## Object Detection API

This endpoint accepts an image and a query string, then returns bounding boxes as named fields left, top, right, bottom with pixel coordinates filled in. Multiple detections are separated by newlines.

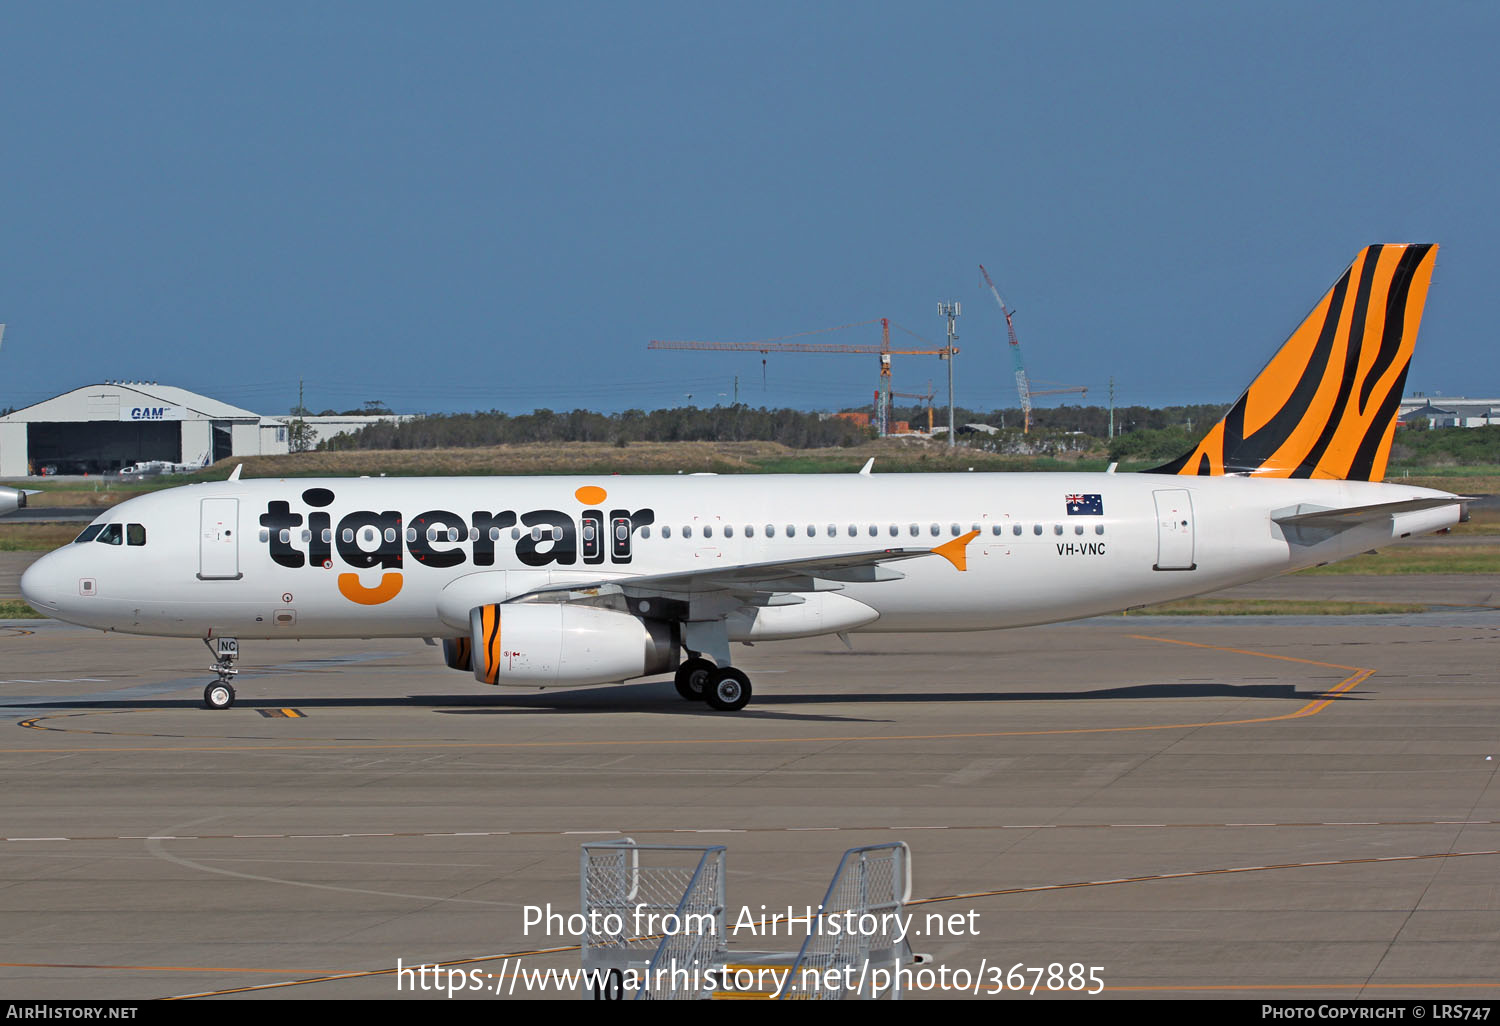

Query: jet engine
left=469, top=602, right=676, bottom=687
left=442, top=637, right=473, bottom=672
left=0, top=486, right=27, bottom=517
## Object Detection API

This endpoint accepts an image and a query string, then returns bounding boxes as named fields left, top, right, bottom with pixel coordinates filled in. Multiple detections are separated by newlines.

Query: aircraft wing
left=512, top=531, right=980, bottom=601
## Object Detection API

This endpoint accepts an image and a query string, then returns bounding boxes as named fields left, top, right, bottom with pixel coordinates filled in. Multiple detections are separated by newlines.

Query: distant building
left=1398, top=396, right=1500, bottom=429
left=0, top=382, right=409, bottom=476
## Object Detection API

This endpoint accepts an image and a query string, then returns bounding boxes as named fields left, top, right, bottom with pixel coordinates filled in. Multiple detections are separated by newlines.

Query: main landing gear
left=673, top=656, right=752, bottom=712
left=202, top=637, right=239, bottom=710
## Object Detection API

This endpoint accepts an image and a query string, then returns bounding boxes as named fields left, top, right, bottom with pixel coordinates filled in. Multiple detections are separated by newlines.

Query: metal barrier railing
left=579, top=839, right=727, bottom=1000
left=779, top=842, right=912, bottom=1000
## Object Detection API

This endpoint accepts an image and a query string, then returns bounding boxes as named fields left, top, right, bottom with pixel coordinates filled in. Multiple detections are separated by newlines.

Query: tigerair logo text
left=259, top=485, right=654, bottom=605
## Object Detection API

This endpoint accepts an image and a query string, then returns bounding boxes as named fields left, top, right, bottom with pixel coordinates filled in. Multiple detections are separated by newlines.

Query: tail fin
left=1147, top=244, right=1438, bottom=482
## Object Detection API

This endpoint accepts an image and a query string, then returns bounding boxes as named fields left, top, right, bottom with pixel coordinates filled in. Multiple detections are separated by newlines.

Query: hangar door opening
left=1152, top=489, right=1196, bottom=571
left=27, top=421, right=182, bottom=475
left=212, top=422, right=233, bottom=464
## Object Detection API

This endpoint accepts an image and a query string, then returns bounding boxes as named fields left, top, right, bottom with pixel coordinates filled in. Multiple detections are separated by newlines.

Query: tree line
left=320, top=406, right=875, bottom=451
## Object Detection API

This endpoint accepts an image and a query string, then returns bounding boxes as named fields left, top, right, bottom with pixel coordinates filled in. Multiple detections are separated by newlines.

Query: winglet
left=227, top=464, right=243, bottom=482
left=858, top=458, right=875, bottom=476
left=932, top=529, right=981, bottom=571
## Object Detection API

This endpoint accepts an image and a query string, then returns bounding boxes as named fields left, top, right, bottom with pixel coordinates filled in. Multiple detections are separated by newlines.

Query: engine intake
left=470, top=602, right=676, bottom=687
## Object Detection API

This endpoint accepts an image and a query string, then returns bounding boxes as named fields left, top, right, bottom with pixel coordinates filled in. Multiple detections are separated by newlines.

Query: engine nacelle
left=470, top=602, right=676, bottom=687
left=442, top=637, right=472, bottom=672
left=0, top=486, right=26, bottom=517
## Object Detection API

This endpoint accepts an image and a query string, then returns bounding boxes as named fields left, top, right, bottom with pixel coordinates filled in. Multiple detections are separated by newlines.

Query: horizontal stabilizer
left=1272, top=496, right=1467, bottom=529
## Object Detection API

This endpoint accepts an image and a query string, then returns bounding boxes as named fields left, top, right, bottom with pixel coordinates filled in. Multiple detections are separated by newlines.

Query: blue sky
left=1, top=3, right=1494, bottom=418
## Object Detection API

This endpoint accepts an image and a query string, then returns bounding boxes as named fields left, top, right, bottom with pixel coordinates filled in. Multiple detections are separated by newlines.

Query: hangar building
left=0, top=382, right=406, bottom=476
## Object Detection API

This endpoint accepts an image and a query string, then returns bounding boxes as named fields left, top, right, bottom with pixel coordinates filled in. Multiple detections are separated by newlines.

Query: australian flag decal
left=1065, top=493, right=1103, bottom=516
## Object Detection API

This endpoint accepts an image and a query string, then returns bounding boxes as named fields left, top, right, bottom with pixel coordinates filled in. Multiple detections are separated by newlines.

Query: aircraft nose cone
left=19, top=553, right=63, bottom=613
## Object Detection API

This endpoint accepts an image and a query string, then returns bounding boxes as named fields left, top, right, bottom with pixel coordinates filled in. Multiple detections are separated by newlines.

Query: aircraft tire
left=674, top=657, right=715, bottom=701
left=704, top=668, right=751, bottom=712
left=204, top=682, right=236, bottom=710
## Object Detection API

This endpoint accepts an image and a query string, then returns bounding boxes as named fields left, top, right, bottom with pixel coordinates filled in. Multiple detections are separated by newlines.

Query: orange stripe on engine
left=482, top=606, right=503, bottom=684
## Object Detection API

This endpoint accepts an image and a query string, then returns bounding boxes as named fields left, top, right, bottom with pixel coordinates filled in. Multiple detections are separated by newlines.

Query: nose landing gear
left=202, top=637, right=239, bottom=710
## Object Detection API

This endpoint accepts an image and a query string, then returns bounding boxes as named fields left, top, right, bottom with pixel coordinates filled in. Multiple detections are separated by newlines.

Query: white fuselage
left=20, top=472, right=1460, bottom=653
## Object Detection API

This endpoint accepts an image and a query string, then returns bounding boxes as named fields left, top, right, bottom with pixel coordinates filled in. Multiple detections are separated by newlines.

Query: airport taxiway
left=1, top=596, right=1498, bottom=1000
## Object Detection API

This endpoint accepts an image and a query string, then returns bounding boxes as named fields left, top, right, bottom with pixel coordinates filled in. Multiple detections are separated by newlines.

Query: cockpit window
left=127, top=523, right=146, bottom=546
left=96, top=524, right=123, bottom=545
left=74, top=524, right=105, bottom=544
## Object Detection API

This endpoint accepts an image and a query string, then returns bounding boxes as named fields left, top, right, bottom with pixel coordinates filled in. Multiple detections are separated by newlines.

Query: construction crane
left=979, top=264, right=1088, bottom=434
left=649, top=319, right=957, bottom=437
left=875, top=381, right=937, bottom=434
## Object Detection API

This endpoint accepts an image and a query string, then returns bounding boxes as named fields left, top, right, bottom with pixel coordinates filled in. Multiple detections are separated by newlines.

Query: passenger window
left=448, top=528, right=460, bottom=543
left=301, top=529, right=311, bottom=543
left=1074, top=524, right=1084, bottom=535
left=683, top=525, right=693, bottom=539
left=847, top=524, right=857, bottom=537
left=281, top=529, right=292, bottom=545
left=929, top=524, right=940, bottom=536
left=1033, top=524, right=1043, bottom=535
left=641, top=526, right=652, bottom=539
left=951, top=523, right=961, bottom=536
left=489, top=527, right=501, bottom=541
left=992, top=524, right=1002, bottom=536
left=890, top=524, right=899, bottom=537
left=806, top=525, right=815, bottom=537
left=344, top=529, right=356, bottom=544
left=868, top=524, right=878, bottom=537
left=257, top=527, right=269, bottom=543
left=583, top=525, right=596, bottom=542
left=1012, top=524, right=1022, bottom=536
left=724, top=525, right=734, bottom=538
left=786, top=525, right=795, bottom=538
left=469, top=527, right=479, bottom=542
left=426, top=528, right=438, bottom=543
left=616, top=524, right=628, bottom=541
left=511, top=527, right=520, bottom=540
left=764, top=524, right=775, bottom=538
left=405, top=528, right=416, bottom=543
left=75, top=525, right=105, bottom=544
left=385, top=528, right=398, bottom=543
left=745, top=525, right=755, bottom=538
left=1053, top=524, right=1063, bottom=535
left=1095, top=524, right=1105, bottom=535
left=96, top=524, right=122, bottom=545
left=827, top=524, right=836, bottom=537
left=127, top=523, right=146, bottom=546
left=909, top=524, right=919, bottom=536
left=703, top=525, right=713, bottom=539
left=531, top=526, right=543, bottom=541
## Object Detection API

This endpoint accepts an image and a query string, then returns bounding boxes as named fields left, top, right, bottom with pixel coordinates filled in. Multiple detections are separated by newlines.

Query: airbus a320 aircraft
left=20, top=244, right=1463, bottom=712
